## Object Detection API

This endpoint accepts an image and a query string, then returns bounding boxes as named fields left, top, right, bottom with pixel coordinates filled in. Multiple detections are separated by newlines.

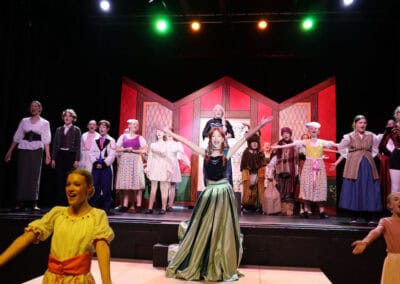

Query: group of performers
left=239, top=107, right=400, bottom=225
left=3, top=100, right=400, bottom=283
left=240, top=122, right=336, bottom=218
left=77, top=117, right=190, bottom=215
left=4, top=101, right=400, bottom=223
left=4, top=102, right=192, bottom=216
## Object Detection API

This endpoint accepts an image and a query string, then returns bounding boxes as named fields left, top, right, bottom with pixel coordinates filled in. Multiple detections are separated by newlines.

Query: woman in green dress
left=164, top=116, right=272, bottom=281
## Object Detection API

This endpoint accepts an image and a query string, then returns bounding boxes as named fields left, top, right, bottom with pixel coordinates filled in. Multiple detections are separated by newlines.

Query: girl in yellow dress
left=0, top=169, right=114, bottom=284
left=272, top=122, right=337, bottom=218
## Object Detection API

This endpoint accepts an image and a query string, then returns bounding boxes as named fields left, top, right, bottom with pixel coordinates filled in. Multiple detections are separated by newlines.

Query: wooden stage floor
left=24, top=258, right=332, bottom=284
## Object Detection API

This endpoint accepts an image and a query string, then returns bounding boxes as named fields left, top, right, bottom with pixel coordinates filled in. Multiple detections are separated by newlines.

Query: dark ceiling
left=3, top=0, right=399, bottom=117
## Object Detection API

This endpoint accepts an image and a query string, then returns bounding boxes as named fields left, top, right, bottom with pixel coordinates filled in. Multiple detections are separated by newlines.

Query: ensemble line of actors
left=4, top=101, right=400, bottom=222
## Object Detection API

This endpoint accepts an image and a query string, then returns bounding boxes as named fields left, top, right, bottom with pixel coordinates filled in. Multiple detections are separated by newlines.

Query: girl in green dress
left=164, top=116, right=272, bottom=281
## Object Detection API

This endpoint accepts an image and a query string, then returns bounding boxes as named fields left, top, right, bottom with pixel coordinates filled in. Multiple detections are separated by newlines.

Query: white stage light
left=100, top=0, right=111, bottom=12
left=343, top=0, right=354, bottom=6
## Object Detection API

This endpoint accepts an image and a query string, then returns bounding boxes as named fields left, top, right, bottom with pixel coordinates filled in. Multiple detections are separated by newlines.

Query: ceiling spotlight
left=301, top=17, right=315, bottom=31
left=190, top=21, right=201, bottom=32
left=257, top=20, right=268, bottom=30
left=343, top=0, right=354, bottom=6
left=99, top=0, right=111, bottom=12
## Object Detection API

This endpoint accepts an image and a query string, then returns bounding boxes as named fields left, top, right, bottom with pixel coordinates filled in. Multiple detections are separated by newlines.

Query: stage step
left=152, top=243, right=169, bottom=268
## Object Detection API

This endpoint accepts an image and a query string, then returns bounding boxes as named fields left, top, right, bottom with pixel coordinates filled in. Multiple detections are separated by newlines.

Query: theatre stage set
left=0, top=77, right=386, bottom=284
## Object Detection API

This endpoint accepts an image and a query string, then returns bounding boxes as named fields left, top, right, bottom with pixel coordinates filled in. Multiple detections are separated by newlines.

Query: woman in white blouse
left=4, top=100, right=51, bottom=212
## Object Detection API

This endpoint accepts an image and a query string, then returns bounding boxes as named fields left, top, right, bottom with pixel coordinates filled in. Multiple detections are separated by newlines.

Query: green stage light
left=153, top=16, right=170, bottom=35
left=301, top=17, right=315, bottom=31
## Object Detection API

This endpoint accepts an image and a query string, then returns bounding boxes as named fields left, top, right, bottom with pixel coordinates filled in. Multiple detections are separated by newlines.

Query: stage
left=24, top=258, right=332, bottom=284
left=0, top=207, right=386, bottom=284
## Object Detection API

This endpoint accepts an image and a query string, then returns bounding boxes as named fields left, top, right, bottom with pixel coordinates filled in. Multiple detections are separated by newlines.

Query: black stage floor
left=0, top=205, right=381, bottom=228
left=0, top=207, right=387, bottom=284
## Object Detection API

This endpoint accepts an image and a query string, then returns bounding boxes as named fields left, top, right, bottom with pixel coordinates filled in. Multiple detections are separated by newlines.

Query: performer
left=334, top=114, right=382, bottom=224
left=165, top=116, right=272, bottom=281
left=51, top=108, right=81, bottom=206
left=202, top=104, right=235, bottom=186
left=272, top=122, right=337, bottom=218
left=89, top=120, right=116, bottom=215
left=262, top=142, right=281, bottom=215
left=268, top=127, right=298, bottom=216
left=79, top=120, right=100, bottom=172
left=165, top=130, right=185, bottom=212
left=114, top=119, right=147, bottom=213
left=240, top=132, right=266, bottom=213
left=378, top=118, right=396, bottom=211
left=352, top=192, right=400, bottom=284
left=4, top=100, right=51, bottom=212
left=0, top=169, right=114, bottom=284
left=296, top=133, right=310, bottom=216
left=388, top=106, right=400, bottom=193
left=144, top=129, right=173, bottom=214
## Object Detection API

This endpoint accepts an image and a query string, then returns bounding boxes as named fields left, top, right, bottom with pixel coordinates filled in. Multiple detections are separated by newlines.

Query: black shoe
left=159, top=209, right=166, bottom=215
left=144, top=209, right=153, bottom=214
left=320, top=212, right=329, bottom=219
left=114, top=205, right=128, bottom=212
left=349, top=217, right=358, bottom=224
left=166, top=206, right=173, bottom=212
left=301, top=211, right=309, bottom=218
left=135, top=206, right=142, bottom=213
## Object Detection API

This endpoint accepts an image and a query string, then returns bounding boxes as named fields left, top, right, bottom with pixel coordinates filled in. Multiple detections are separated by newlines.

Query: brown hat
left=280, top=127, right=292, bottom=135
left=247, top=134, right=261, bottom=149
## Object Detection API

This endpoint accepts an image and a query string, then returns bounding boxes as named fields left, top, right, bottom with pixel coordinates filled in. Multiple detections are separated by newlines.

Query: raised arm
left=329, top=155, right=345, bottom=171
left=163, top=128, right=206, bottom=157
left=271, top=141, right=297, bottom=150
left=227, top=116, right=273, bottom=159
left=323, top=148, right=338, bottom=153
left=0, top=231, right=37, bottom=267
left=351, top=225, right=383, bottom=255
